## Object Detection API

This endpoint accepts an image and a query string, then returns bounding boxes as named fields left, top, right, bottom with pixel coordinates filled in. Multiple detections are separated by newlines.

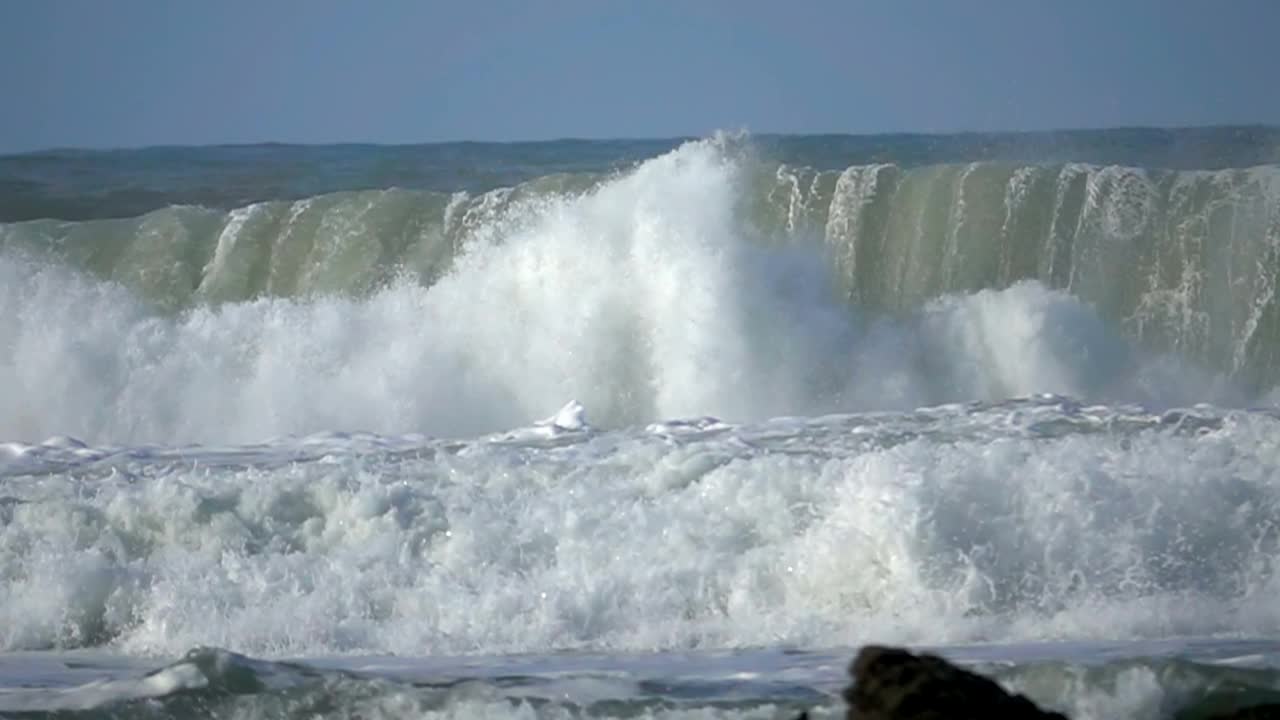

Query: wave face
left=3, top=136, right=1279, bottom=407
left=775, top=160, right=1280, bottom=390
left=4, top=137, right=1274, bottom=444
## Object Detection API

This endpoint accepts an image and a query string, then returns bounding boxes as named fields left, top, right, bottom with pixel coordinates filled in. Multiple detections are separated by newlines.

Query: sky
left=2, top=0, right=1279, bottom=153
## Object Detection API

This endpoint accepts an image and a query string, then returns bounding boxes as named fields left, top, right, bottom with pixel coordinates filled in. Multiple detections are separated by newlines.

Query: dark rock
left=1199, top=705, right=1280, bottom=720
left=843, top=645, right=1068, bottom=720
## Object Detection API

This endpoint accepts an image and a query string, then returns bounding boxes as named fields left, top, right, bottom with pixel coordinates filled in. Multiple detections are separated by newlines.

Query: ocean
left=2, top=127, right=1280, bottom=719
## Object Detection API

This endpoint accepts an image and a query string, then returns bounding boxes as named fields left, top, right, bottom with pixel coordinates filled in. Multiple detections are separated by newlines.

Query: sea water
left=3, top=129, right=1280, bottom=718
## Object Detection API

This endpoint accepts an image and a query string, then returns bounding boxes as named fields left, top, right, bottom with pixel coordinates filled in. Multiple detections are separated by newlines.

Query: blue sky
left=2, top=0, right=1278, bottom=152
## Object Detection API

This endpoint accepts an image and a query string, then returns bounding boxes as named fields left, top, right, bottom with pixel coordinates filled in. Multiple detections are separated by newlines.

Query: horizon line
left=5, top=122, right=1278, bottom=158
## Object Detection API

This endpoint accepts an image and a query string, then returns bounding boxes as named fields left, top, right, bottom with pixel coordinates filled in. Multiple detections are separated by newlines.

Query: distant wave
left=3, top=126, right=1277, bottom=222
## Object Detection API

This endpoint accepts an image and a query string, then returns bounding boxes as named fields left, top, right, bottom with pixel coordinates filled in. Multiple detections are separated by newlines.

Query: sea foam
left=0, top=139, right=1258, bottom=446
left=2, top=400, right=1278, bottom=657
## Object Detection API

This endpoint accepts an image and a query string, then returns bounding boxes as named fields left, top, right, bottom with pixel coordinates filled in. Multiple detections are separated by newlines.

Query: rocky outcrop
left=836, top=645, right=1280, bottom=720
left=842, top=645, right=1067, bottom=720
left=1188, top=706, right=1280, bottom=720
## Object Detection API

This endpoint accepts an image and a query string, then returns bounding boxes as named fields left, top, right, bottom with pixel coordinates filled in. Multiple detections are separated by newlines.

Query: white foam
left=0, top=662, right=207, bottom=712
left=0, top=139, right=1262, bottom=446
left=2, top=401, right=1279, bottom=657
left=540, top=400, right=589, bottom=432
left=2, top=138, right=1278, bottom=660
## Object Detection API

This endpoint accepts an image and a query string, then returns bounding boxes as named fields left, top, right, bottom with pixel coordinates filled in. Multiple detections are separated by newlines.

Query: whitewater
left=3, top=132, right=1280, bottom=719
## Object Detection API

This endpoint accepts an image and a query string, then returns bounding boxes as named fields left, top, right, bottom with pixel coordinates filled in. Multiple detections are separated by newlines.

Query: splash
left=0, top=139, right=1264, bottom=444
